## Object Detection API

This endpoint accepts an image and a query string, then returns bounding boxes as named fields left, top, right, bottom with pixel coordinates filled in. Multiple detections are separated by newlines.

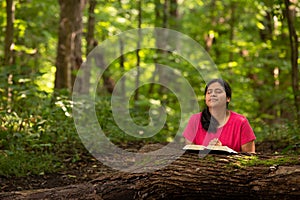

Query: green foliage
left=0, top=65, right=299, bottom=177
left=95, top=95, right=181, bottom=144
left=254, top=120, right=300, bottom=154
left=0, top=66, right=81, bottom=177
left=0, top=0, right=300, bottom=177
left=0, top=151, right=62, bottom=177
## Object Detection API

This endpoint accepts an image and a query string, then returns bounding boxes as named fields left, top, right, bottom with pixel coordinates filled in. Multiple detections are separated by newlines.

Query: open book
left=183, top=144, right=238, bottom=154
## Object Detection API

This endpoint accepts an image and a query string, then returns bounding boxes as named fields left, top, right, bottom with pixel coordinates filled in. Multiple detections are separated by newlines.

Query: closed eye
left=206, top=88, right=224, bottom=94
left=215, top=89, right=223, bottom=93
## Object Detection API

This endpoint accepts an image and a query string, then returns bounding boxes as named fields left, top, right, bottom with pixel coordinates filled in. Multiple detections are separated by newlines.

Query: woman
left=183, top=79, right=256, bottom=153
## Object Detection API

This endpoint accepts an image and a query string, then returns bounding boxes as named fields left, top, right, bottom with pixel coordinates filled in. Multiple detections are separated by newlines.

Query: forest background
left=0, top=0, right=299, bottom=177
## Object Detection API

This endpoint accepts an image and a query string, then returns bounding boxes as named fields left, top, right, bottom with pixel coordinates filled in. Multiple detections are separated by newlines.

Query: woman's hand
left=209, top=138, right=222, bottom=146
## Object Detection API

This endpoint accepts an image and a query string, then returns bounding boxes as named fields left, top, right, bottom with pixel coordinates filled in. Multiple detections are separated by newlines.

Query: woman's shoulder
left=229, top=111, right=248, bottom=122
left=190, top=112, right=202, bottom=118
left=188, top=112, right=202, bottom=121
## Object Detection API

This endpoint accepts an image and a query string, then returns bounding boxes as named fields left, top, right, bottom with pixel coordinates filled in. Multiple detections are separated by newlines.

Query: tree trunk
left=228, top=1, right=236, bottom=62
left=169, top=0, right=178, bottom=30
left=4, top=0, right=14, bottom=66
left=93, top=52, right=115, bottom=95
left=1, top=153, right=299, bottom=199
left=119, top=37, right=126, bottom=98
left=86, top=1, right=115, bottom=95
left=148, top=0, right=163, bottom=95
left=157, top=0, right=169, bottom=97
left=4, top=0, right=15, bottom=113
left=55, top=0, right=86, bottom=91
left=134, top=0, right=142, bottom=101
left=76, top=0, right=98, bottom=95
left=284, top=0, right=300, bottom=123
left=205, top=0, right=217, bottom=53
left=117, top=0, right=126, bottom=98
left=86, top=0, right=97, bottom=55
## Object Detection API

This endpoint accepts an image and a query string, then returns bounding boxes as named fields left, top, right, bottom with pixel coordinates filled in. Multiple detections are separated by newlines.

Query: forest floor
left=0, top=140, right=299, bottom=194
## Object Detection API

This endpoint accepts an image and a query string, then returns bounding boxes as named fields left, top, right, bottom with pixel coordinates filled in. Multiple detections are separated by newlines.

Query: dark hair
left=201, top=79, right=232, bottom=132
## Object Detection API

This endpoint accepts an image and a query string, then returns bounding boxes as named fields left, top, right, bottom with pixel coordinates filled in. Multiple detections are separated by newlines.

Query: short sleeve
left=182, top=114, right=200, bottom=143
left=240, top=119, right=256, bottom=145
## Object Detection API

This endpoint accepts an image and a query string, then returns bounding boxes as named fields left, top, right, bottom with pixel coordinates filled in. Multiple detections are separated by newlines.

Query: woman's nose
left=210, top=92, right=217, bottom=96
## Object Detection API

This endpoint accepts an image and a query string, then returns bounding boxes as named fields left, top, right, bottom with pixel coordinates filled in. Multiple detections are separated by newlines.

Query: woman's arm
left=241, top=140, right=255, bottom=153
left=185, top=139, right=193, bottom=145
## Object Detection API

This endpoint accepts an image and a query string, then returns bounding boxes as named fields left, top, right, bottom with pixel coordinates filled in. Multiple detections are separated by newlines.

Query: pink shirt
left=183, top=111, right=256, bottom=152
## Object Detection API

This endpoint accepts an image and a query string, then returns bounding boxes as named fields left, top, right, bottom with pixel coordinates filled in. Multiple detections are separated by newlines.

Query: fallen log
left=1, top=152, right=299, bottom=200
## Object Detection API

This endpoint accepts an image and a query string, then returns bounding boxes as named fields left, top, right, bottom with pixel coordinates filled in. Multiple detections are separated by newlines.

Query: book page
left=183, top=144, right=237, bottom=154
left=183, top=144, right=206, bottom=151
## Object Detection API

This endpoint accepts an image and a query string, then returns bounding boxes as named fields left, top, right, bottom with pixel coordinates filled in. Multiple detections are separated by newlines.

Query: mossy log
left=1, top=152, right=299, bottom=200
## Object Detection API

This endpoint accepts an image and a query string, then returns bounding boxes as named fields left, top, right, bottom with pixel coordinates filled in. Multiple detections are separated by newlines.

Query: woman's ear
left=227, top=97, right=231, bottom=103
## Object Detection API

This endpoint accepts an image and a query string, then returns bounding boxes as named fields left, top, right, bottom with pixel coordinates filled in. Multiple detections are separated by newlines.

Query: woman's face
left=205, top=82, right=230, bottom=108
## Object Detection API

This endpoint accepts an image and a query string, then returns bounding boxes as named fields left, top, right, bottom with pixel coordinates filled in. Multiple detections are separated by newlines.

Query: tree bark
left=85, top=1, right=115, bottom=95
left=205, top=0, right=217, bottom=53
left=117, top=0, right=126, bottom=98
left=284, top=0, right=300, bottom=123
left=148, top=0, right=163, bottom=96
left=1, top=153, right=299, bottom=200
left=4, top=0, right=14, bottom=66
left=134, top=0, right=142, bottom=102
left=86, top=0, right=97, bottom=56
left=169, top=0, right=178, bottom=30
left=119, top=37, right=126, bottom=98
left=76, top=0, right=98, bottom=95
left=228, top=1, right=236, bottom=62
left=55, top=0, right=86, bottom=91
left=157, top=0, right=169, bottom=97
left=4, top=0, right=15, bottom=113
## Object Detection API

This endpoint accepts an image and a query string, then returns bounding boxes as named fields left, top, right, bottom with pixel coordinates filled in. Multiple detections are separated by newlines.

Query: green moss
left=229, top=155, right=299, bottom=169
